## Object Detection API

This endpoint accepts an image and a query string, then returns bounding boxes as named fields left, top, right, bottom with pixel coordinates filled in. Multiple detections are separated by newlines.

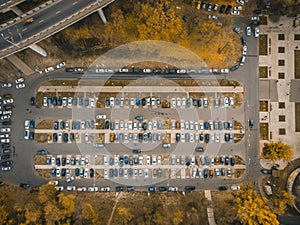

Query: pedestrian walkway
left=204, top=190, right=216, bottom=225
left=38, top=85, right=244, bottom=93
left=6, top=54, right=34, bottom=75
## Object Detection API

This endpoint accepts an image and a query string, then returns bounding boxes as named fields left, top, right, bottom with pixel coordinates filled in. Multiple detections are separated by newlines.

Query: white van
left=239, top=56, right=246, bottom=66
left=3, top=110, right=12, bottom=115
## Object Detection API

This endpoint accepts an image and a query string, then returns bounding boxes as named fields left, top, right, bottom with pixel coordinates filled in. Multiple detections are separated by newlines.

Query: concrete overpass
left=0, top=0, right=115, bottom=59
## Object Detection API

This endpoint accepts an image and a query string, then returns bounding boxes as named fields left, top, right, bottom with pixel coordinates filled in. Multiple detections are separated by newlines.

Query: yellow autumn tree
left=0, top=205, right=8, bottom=225
left=263, top=141, right=293, bottom=162
left=234, top=183, right=279, bottom=225
left=116, top=207, right=133, bottom=225
left=81, top=203, right=98, bottom=225
left=270, top=190, right=295, bottom=215
left=38, top=184, right=58, bottom=204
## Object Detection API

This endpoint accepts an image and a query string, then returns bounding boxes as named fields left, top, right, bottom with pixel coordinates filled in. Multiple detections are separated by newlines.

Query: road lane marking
left=39, top=19, right=44, bottom=23
left=72, top=1, right=78, bottom=5
left=56, top=10, right=61, bottom=14
left=22, top=28, right=27, bottom=31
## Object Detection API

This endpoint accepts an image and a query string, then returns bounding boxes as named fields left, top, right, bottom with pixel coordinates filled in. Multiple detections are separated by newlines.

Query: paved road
left=0, top=0, right=114, bottom=58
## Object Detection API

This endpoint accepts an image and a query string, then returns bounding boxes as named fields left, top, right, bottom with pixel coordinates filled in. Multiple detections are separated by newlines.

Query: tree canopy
left=263, top=141, right=293, bottom=162
left=234, top=183, right=279, bottom=225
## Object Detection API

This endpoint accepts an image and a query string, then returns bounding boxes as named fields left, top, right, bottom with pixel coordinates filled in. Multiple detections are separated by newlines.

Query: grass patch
left=234, top=133, right=244, bottom=143
left=259, top=16, right=268, bottom=25
left=36, top=169, right=52, bottom=179
left=260, top=123, right=269, bottom=140
left=259, top=66, right=268, bottom=78
left=259, top=35, right=268, bottom=55
left=260, top=101, right=268, bottom=111
left=34, top=155, right=47, bottom=165
left=47, top=80, right=79, bottom=86
left=234, top=169, right=245, bottom=178
left=35, top=133, right=49, bottom=143
left=234, top=155, right=245, bottom=165
left=36, top=120, right=54, bottom=129
left=295, top=103, right=300, bottom=132
left=295, top=50, right=300, bottom=79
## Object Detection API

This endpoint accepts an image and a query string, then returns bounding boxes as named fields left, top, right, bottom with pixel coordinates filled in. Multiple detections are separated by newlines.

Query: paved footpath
left=6, top=54, right=34, bottom=75
left=205, top=190, right=216, bottom=225
left=38, top=85, right=244, bottom=93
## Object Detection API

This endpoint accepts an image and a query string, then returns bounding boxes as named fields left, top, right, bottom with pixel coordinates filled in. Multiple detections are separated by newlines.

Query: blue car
left=204, top=122, right=209, bottom=130
left=29, top=120, right=35, bottom=129
left=136, top=98, right=140, bottom=106
left=84, top=98, right=89, bottom=107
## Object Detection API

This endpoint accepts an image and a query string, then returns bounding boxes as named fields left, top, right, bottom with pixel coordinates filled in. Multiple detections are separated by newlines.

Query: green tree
left=263, top=141, right=293, bottom=162
left=234, top=183, right=279, bottom=225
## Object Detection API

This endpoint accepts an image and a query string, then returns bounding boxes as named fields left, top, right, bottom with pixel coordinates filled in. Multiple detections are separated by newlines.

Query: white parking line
left=56, top=10, right=61, bottom=14
left=22, top=28, right=27, bottom=31
left=72, top=1, right=78, bottom=5
left=39, top=19, right=44, bottom=24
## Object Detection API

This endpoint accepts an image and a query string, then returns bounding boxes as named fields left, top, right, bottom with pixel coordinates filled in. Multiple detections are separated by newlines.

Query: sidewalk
left=204, top=190, right=216, bottom=225
left=38, top=85, right=244, bottom=93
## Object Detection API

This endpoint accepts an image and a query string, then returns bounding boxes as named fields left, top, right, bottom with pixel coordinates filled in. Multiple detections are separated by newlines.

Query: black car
left=60, top=121, right=65, bottom=130
left=200, top=1, right=206, bottom=10
left=4, top=105, right=12, bottom=111
left=175, top=133, right=181, bottom=142
left=241, top=37, right=246, bottom=46
left=61, top=168, right=66, bottom=177
left=199, top=133, right=204, bottom=141
left=105, top=98, right=110, bottom=107
left=219, top=4, right=225, bottom=13
left=52, top=96, right=57, bottom=106
left=104, top=121, right=109, bottom=129
left=143, top=122, right=147, bottom=131
left=218, top=186, right=228, bottom=191
left=230, top=65, right=239, bottom=71
left=29, top=132, right=34, bottom=140
left=132, top=149, right=141, bottom=154
left=72, top=97, right=77, bottom=106
left=53, top=121, right=58, bottom=130
left=1, top=154, right=10, bottom=160
left=37, top=149, right=47, bottom=155
left=159, top=186, right=168, bottom=192
left=225, top=156, right=229, bottom=166
left=65, top=67, right=74, bottom=72
left=20, top=183, right=30, bottom=189
left=63, top=133, right=68, bottom=143
left=1, top=143, right=10, bottom=148
left=230, top=157, right=235, bottom=166
left=204, top=169, right=208, bottom=178
left=29, top=120, right=35, bottom=129
left=61, top=157, right=66, bottom=166
left=30, top=97, right=36, bottom=106
left=205, top=134, right=210, bottom=143
left=2, top=120, right=12, bottom=126
left=253, top=9, right=262, bottom=14
left=225, top=5, right=232, bottom=14
left=75, top=168, right=80, bottom=176
left=2, top=160, right=13, bottom=167
left=56, top=158, right=61, bottom=166
left=148, top=186, right=156, bottom=192
left=197, top=99, right=202, bottom=107
left=141, top=98, right=146, bottom=106
left=70, top=133, right=75, bottom=142
left=51, top=168, right=56, bottom=176
left=195, top=147, right=204, bottom=152
left=53, top=133, right=57, bottom=142
left=57, top=97, right=62, bottom=106
left=90, top=168, right=94, bottom=178
left=116, top=186, right=124, bottom=192
left=185, top=186, right=196, bottom=191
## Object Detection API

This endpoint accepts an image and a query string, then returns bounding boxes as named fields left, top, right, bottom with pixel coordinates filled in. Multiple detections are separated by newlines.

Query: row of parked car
left=43, top=96, right=96, bottom=108
left=196, top=1, right=245, bottom=15
left=24, top=120, right=35, bottom=140
left=1, top=78, right=25, bottom=89
left=64, top=66, right=230, bottom=75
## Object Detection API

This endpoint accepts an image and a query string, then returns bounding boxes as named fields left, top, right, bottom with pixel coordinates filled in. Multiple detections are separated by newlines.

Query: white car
left=182, top=98, right=186, bottom=106
left=130, top=98, right=135, bottom=106
left=1, top=138, right=10, bottom=143
left=1, top=115, right=10, bottom=120
left=119, top=68, right=128, bottom=73
left=58, top=133, right=62, bottom=142
left=151, top=98, right=155, bottom=106
left=254, top=27, right=260, bottom=37
left=176, top=98, right=181, bottom=107
left=88, top=187, right=98, bottom=192
left=62, top=97, right=67, bottom=106
left=128, top=121, right=133, bottom=130
left=24, top=129, right=30, bottom=139
left=242, top=45, right=247, bottom=55
left=56, top=168, right=60, bottom=177
left=169, top=187, right=178, bottom=192
left=66, top=186, right=76, bottom=191
left=246, top=26, right=251, bottom=36
left=3, top=99, right=13, bottom=105
left=56, top=61, right=66, bottom=69
left=43, top=97, right=47, bottom=107
left=67, top=97, right=72, bottom=106
left=1, top=128, right=11, bottom=133
left=229, top=97, right=234, bottom=106
left=236, top=0, right=244, bottom=5
left=45, top=66, right=55, bottom=73
left=177, top=69, right=187, bottom=74
left=234, top=6, right=242, bottom=10
left=110, top=97, right=114, bottom=106
left=96, top=114, right=106, bottom=119
left=231, top=10, right=240, bottom=15
left=157, top=155, right=161, bottom=165
left=220, top=68, right=229, bottom=74
left=16, top=83, right=25, bottom=89
left=2, top=83, right=12, bottom=88
left=231, top=186, right=241, bottom=191
left=224, top=97, right=229, bottom=107
left=203, top=97, right=209, bottom=107
left=77, top=187, right=87, bottom=192
left=171, top=98, right=176, bottom=108
left=100, top=187, right=110, bottom=192
left=252, top=16, right=259, bottom=21
left=2, top=166, right=11, bottom=171
left=66, top=176, right=74, bottom=183
left=143, top=69, right=152, bottom=73
left=90, top=98, right=95, bottom=107
left=15, top=78, right=24, bottom=84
